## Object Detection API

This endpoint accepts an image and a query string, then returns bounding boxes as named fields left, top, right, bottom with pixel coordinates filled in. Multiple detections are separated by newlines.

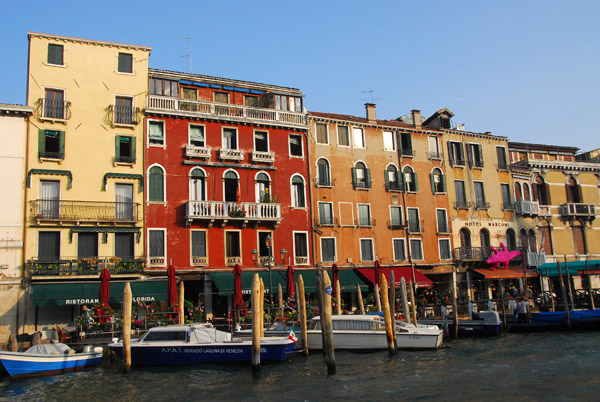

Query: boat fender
left=94, top=347, right=104, bottom=354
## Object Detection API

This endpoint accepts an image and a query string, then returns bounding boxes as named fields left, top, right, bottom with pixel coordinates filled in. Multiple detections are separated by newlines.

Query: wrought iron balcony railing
left=387, top=220, right=406, bottom=230
left=453, top=247, right=493, bottom=262
left=515, top=200, right=539, bottom=216
left=355, top=218, right=376, bottom=228
left=314, top=177, right=336, bottom=188
left=474, top=201, right=490, bottom=210
left=39, top=98, right=70, bottom=121
left=29, top=200, right=140, bottom=222
left=28, top=257, right=145, bottom=276
left=315, top=217, right=338, bottom=227
left=109, top=105, right=139, bottom=126
left=454, top=200, right=470, bottom=210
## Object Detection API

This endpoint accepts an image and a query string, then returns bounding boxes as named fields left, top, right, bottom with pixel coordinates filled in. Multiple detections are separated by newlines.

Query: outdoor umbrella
left=233, top=263, right=246, bottom=315
left=331, top=263, right=339, bottom=295
left=99, top=268, right=111, bottom=307
left=286, top=265, right=295, bottom=298
left=167, top=263, right=178, bottom=308
left=374, top=260, right=381, bottom=287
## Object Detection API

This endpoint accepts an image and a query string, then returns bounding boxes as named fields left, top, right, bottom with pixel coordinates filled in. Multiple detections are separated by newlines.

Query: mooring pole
left=251, top=274, right=261, bottom=371
left=297, top=275, right=308, bottom=356
left=380, top=274, right=396, bottom=355
left=123, top=282, right=132, bottom=372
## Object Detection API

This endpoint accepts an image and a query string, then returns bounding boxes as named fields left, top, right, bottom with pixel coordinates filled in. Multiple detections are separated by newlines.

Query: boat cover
left=190, top=325, right=232, bottom=343
left=24, top=343, right=74, bottom=355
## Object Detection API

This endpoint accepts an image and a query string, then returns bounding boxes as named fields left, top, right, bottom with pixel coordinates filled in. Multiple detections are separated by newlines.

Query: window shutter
left=398, top=171, right=405, bottom=192
left=384, top=170, right=390, bottom=191
left=478, top=145, right=484, bottom=167
left=58, top=131, right=65, bottom=156
left=130, top=136, right=136, bottom=159
left=115, top=136, right=121, bottom=157
left=351, top=168, right=357, bottom=189
left=467, top=145, right=473, bottom=168
left=447, top=142, right=454, bottom=166
left=441, top=174, right=447, bottom=193
left=38, top=129, right=46, bottom=155
left=406, top=133, right=412, bottom=153
left=413, top=172, right=419, bottom=192
left=430, top=173, right=435, bottom=194
left=365, top=168, right=371, bottom=188
left=543, top=183, right=551, bottom=205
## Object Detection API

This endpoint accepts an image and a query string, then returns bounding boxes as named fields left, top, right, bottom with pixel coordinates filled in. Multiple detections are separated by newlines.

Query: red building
left=144, top=69, right=312, bottom=316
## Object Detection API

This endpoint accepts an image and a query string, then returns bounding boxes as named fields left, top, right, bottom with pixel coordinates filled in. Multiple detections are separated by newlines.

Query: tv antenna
left=361, top=89, right=381, bottom=103
left=174, top=36, right=192, bottom=73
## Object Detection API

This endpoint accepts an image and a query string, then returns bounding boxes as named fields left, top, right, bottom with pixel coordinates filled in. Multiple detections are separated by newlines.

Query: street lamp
left=251, top=235, right=288, bottom=304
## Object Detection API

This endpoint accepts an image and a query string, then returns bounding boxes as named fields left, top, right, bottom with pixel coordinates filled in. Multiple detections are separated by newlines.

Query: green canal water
left=2, top=331, right=600, bottom=401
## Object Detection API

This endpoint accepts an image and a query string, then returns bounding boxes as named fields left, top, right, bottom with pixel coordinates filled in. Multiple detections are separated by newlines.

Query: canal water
left=2, top=331, right=600, bottom=401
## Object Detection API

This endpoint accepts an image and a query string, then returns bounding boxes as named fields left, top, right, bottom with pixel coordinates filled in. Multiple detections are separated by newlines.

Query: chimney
left=411, top=109, right=421, bottom=128
left=365, top=103, right=376, bottom=123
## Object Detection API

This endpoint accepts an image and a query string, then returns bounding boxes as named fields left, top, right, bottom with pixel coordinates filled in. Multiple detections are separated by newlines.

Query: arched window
left=514, top=183, right=522, bottom=201
left=506, top=228, right=517, bottom=251
left=519, top=228, right=529, bottom=251
left=480, top=228, right=491, bottom=249
left=190, top=168, right=206, bottom=201
left=352, top=162, right=370, bottom=189
left=255, top=172, right=271, bottom=203
left=538, top=220, right=553, bottom=255
left=317, top=158, right=331, bottom=186
left=460, top=228, right=471, bottom=248
left=403, top=166, right=418, bottom=192
left=527, top=229, right=537, bottom=252
left=223, top=170, right=239, bottom=202
left=522, top=183, right=531, bottom=201
left=430, top=168, right=446, bottom=193
left=291, top=175, right=306, bottom=207
left=566, top=176, right=582, bottom=203
left=572, top=221, right=586, bottom=254
left=385, top=164, right=400, bottom=191
left=533, top=176, right=550, bottom=205
left=148, top=165, right=165, bottom=202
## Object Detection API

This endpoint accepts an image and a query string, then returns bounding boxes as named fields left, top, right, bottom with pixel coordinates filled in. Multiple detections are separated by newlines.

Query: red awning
left=472, top=268, right=539, bottom=279
left=357, top=266, right=433, bottom=288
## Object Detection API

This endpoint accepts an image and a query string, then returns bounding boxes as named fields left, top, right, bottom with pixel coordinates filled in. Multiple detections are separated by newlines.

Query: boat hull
left=306, top=330, right=443, bottom=350
left=0, top=351, right=103, bottom=379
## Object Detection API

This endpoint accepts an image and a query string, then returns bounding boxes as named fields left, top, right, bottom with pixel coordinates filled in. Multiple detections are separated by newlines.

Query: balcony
left=148, top=256, right=166, bottom=267
left=251, top=150, right=275, bottom=164
left=114, top=155, right=136, bottom=164
left=454, top=200, right=471, bottom=210
left=502, top=201, right=514, bottom=211
left=355, top=218, right=375, bottom=228
left=38, top=98, right=70, bottom=122
left=185, top=145, right=211, bottom=159
left=29, top=200, right=140, bottom=223
left=315, top=217, right=338, bottom=227
left=453, top=247, right=493, bottom=262
left=515, top=200, right=540, bottom=216
left=146, top=95, right=308, bottom=129
left=27, top=257, right=145, bottom=276
left=219, top=148, right=244, bottom=161
left=314, top=177, right=336, bottom=188
left=109, top=105, right=139, bottom=126
left=526, top=251, right=546, bottom=267
left=400, top=149, right=414, bottom=157
left=186, top=201, right=281, bottom=228
left=387, top=220, right=406, bottom=230
left=295, top=256, right=309, bottom=265
left=560, top=203, right=596, bottom=220
left=191, top=256, right=208, bottom=267
left=385, top=181, right=403, bottom=192
left=474, top=201, right=490, bottom=210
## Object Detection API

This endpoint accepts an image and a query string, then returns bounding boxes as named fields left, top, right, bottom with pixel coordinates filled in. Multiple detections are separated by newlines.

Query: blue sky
left=1, top=1, right=598, bottom=150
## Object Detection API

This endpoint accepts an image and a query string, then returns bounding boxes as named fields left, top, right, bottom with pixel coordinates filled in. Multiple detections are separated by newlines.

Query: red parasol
left=233, top=264, right=246, bottom=315
left=331, top=263, right=339, bottom=295
left=99, top=268, right=111, bottom=307
left=167, top=263, right=178, bottom=308
left=286, top=265, right=295, bottom=297
left=374, top=260, right=381, bottom=287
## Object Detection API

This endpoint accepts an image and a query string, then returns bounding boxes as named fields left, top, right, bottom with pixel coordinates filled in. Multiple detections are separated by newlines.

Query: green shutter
left=413, top=172, right=419, bottom=192
left=447, top=142, right=454, bottom=166
left=365, top=168, right=371, bottom=189
left=115, top=136, right=121, bottom=158
left=479, top=145, right=484, bottom=167
left=398, top=172, right=405, bottom=192
left=430, top=173, right=436, bottom=193
left=351, top=168, right=357, bottom=189
left=384, top=170, right=390, bottom=191
left=38, top=130, right=46, bottom=156
left=130, top=136, right=136, bottom=160
left=467, top=145, right=473, bottom=168
left=441, top=174, right=447, bottom=193
left=58, top=131, right=65, bottom=157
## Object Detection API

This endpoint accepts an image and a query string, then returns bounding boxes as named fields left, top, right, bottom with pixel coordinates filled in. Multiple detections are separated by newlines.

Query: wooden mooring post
left=374, top=284, right=382, bottom=313
left=179, top=281, right=185, bottom=325
left=259, top=278, right=265, bottom=338
left=251, top=274, right=261, bottom=371
left=123, top=282, right=132, bottom=372
left=357, top=283, right=365, bottom=314
left=451, top=269, right=459, bottom=339
left=278, top=284, right=283, bottom=317
left=389, top=270, right=397, bottom=348
left=400, top=277, right=410, bottom=324
left=335, top=279, right=342, bottom=316
left=380, top=274, right=396, bottom=355
left=409, top=280, right=418, bottom=327
left=318, top=270, right=335, bottom=374
left=557, top=261, right=571, bottom=329
left=297, top=275, right=308, bottom=356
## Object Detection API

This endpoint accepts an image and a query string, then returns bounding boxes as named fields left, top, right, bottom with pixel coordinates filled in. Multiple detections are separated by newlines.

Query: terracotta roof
left=308, top=111, right=414, bottom=129
left=508, top=141, right=579, bottom=153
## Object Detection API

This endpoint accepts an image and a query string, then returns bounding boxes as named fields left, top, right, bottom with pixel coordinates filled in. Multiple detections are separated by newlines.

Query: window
left=448, top=141, right=465, bottom=167
left=38, top=231, right=60, bottom=261
left=118, top=53, right=133, bottom=73
left=149, top=78, right=178, bottom=96
left=44, top=88, right=65, bottom=119
left=566, top=176, right=582, bottom=203
left=390, top=206, right=403, bottom=227
left=407, top=208, right=420, bottom=233
left=436, top=209, right=448, bottom=233
left=533, top=176, right=551, bottom=205
left=47, top=44, right=63, bottom=65
left=214, top=92, right=229, bottom=103
left=480, top=229, right=491, bottom=249
left=316, top=123, right=328, bottom=144
left=148, top=121, right=164, bottom=145
left=514, top=182, right=523, bottom=201
left=474, top=182, right=487, bottom=209
left=506, top=229, right=517, bottom=251
left=321, top=238, right=336, bottom=262
left=223, top=171, right=239, bottom=202
left=275, top=95, right=302, bottom=112
left=115, top=96, right=134, bottom=124
left=337, top=125, right=350, bottom=146
left=78, top=233, right=98, bottom=259
left=360, top=239, right=374, bottom=261
left=318, top=202, right=334, bottom=225
left=539, top=220, right=553, bottom=255
left=115, top=136, right=136, bottom=164
left=460, top=228, right=472, bottom=248
left=467, top=143, right=484, bottom=168
left=410, top=239, right=423, bottom=260
left=573, top=224, right=586, bottom=254
left=189, top=125, right=205, bottom=147
left=294, top=232, right=309, bottom=263
left=222, top=128, right=237, bottom=150
left=317, top=159, right=331, bottom=186
left=190, top=168, right=206, bottom=201
left=115, top=233, right=134, bottom=260
left=38, top=129, right=65, bottom=160
left=225, top=231, right=241, bottom=259
left=385, top=165, right=401, bottom=191
left=191, top=231, right=207, bottom=261
left=148, top=166, right=165, bottom=202
left=501, top=183, right=512, bottom=209
left=291, top=175, right=306, bottom=207
left=352, top=127, right=365, bottom=148
left=439, top=239, right=452, bottom=260
left=148, top=229, right=165, bottom=260
left=358, top=204, right=371, bottom=226
left=40, top=181, right=60, bottom=219
left=523, top=183, right=531, bottom=201
left=454, top=180, right=467, bottom=209
left=383, top=131, right=395, bottom=151
left=403, top=166, right=418, bottom=192
left=182, top=87, right=197, bottom=100
left=399, top=132, right=412, bottom=156
left=255, top=172, right=270, bottom=203
left=244, top=95, right=259, bottom=107
left=254, top=131, right=269, bottom=152
left=428, top=136, right=441, bottom=159
left=352, top=162, right=371, bottom=189
left=430, top=168, right=446, bottom=193
left=257, top=232, right=271, bottom=261
left=497, top=146, right=508, bottom=170
left=289, top=134, right=303, bottom=157
left=115, top=183, right=133, bottom=220
left=393, top=239, right=406, bottom=261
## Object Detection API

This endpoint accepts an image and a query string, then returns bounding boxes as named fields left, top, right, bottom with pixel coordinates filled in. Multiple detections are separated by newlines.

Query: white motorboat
left=306, top=314, right=443, bottom=350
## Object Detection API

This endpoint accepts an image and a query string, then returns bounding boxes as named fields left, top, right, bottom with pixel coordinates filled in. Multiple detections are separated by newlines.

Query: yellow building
left=23, top=33, right=151, bottom=333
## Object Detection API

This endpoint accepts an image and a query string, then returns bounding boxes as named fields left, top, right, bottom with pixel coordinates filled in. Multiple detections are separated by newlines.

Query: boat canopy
left=537, top=260, right=600, bottom=276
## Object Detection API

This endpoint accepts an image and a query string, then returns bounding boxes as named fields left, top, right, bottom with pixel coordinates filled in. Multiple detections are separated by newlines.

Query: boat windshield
left=142, top=330, right=188, bottom=342
left=309, top=319, right=383, bottom=331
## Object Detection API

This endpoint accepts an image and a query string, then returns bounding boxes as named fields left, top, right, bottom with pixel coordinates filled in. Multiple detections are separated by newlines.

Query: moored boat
left=107, top=323, right=296, bottom=366
left=419, top=311, right=502, bottom=337
left=507, top=308, right=600, bottom=331
left=0, top=343, right=103, bottom=379
left=306, top=314, right=443, bottom=350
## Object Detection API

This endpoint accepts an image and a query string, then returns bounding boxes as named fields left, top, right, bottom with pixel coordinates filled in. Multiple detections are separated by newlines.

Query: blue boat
left=533, top=309, right=600, bottom=329
left=107, top=323, right=296, bottom=366
left=419, top=311, right=502, bottom=337
left=0, top=343, right=103, bottom=379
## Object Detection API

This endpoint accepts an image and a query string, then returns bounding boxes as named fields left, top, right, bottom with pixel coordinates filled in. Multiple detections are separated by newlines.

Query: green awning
left=209, top=270, right=368, bottom=296
left=537, top=260, right=600, bottom=277
left=32, top=280, right=168, bottom=307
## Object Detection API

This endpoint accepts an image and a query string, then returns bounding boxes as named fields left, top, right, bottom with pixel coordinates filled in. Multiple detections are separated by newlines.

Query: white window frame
left=316, top=123, right=329, bottom=145
left=320, top=237, right=337, bottom=263
left=189, top=167, right=207, bottom=201
left=390, top=205, right=403, bottom=227
left=410, top=238, right=424, bottom=260
left=288, top=133, right=304, bottom=158
left=188, top=123, right=206, bottom=147
left=428, top=136, right=441, bottom=158
left=436, top=208, right=449, bottom=233
left=190, top=229, right=208, bottom=266
left=253, top=129, right=270, bottom=152
left=254, top=171, right=272, bottom=203
left=358, top=203, right=371, bottom=226
left=392, top=238, right=406, bottom=261
left=117, top=52, right=134, bottom=75
left=224, top=229, right=242, bottom=265
left=147, top=119, right=165, bottom=148
left=222, top=169, right=240, bottom=202
left=46, top=43, right=65, bottom=67
left=147, top=163, right=166, bottom=203
left=403, top=165, right=417, bottom=192
left=290, top=174, right=307, bottom=208
left=147, top=228, right=167, bottom=267
left=359, top=238, right=375, bottom=262
left=318, top=202, right=334, bottom=226
left=383, top=130, right=396, bottom=151
left=352, top=127, right=365, bottom=148
left=293, top=231, right=309, bottom=265
left=337, top=125, right=350, bottom=147
left=467, top=143, right=484, bottom=168
left=407, top=207, right=421, bottom=233
left=222, top=127, right=238, bottom=150
left=439, top=238, right=452, bottom=260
